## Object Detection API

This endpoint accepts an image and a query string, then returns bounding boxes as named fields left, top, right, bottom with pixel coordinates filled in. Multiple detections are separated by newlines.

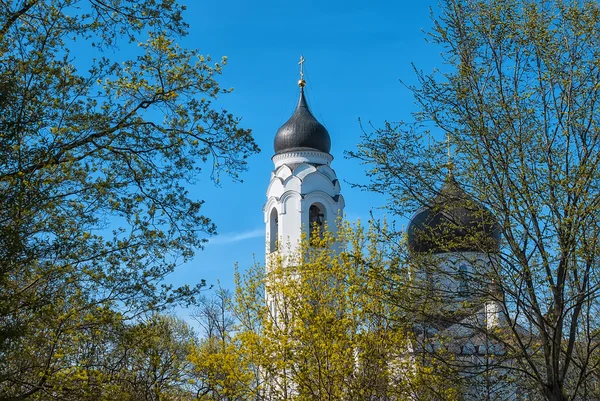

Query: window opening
left=269, top=208, right=278, bottom=252
left=309, top=204, right=325, bottom=241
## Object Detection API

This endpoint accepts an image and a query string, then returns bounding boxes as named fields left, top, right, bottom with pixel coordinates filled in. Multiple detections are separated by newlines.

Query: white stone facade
left=264, top=150, right=344, bottom=262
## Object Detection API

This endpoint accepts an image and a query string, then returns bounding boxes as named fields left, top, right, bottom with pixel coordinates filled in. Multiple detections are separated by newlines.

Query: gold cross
left=298, top=55, right=305, bottom=81
left=446, top=133, right=454, bottom=172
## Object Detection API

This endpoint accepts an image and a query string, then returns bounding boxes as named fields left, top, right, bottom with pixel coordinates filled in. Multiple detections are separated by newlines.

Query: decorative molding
left=272, top=150, right=333, bottom=167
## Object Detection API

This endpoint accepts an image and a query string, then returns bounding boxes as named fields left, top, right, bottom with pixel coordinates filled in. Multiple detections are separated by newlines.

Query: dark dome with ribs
left=407, top=174, right=501, bottom=254
left=274, top=88, right=331, bottom=154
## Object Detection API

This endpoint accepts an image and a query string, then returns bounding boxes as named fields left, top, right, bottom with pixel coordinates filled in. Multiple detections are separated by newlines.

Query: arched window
left=309, top=203, right=326, bottom=241
left=269, top=208, right=278, bottom=253
left=458, top=264, right=469, bottom=296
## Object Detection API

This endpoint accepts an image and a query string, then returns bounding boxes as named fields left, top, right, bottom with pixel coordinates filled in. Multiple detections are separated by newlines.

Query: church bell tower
left=264, top=58, right=344, bottom=261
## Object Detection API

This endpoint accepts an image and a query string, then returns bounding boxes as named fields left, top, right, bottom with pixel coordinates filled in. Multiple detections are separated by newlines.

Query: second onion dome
left=407, top=172, right=501, bottom=254
left=274, top=88, right=331, bottom=155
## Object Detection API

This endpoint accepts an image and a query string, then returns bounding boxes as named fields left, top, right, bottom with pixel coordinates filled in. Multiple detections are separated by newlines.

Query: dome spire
left=273, top=57, right=331, bottom=155
left=446, top=133, right=454, bottom=175
left=298, top=55, right=306, bottom=88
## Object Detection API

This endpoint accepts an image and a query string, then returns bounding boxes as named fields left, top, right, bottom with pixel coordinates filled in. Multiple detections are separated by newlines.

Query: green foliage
left=114, top=314, right=198, bottom=401
left=1, top=312, right=198, bottom=401
left=189, top=286, right=255, bottom=401
left=351, top=0, right=600, bottom=399
left=189, top=222, right=460, bottom=401
left=0, top=0, right=257, bottom=399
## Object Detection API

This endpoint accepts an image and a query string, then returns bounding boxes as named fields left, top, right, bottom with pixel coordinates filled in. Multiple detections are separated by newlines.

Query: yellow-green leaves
left=0, top=0, right=256, bottom=399
left=200, top=222, right=460, bottom=401
left=351, top=0, right=600, bottom=398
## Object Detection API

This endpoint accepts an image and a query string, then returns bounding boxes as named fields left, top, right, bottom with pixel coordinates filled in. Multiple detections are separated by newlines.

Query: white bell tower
left=264, top=60, right=344, bottom=262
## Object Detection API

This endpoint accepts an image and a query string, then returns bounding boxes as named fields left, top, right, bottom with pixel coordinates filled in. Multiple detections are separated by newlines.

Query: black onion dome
left=407, top=173, right=501, bottom=254
left=274, top=88, right=331, bottom=154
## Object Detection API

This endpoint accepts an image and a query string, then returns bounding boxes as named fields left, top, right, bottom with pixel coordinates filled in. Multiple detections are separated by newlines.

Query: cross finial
left=298, top=55, right=306, bottom=88
left=446, top=133, right=454, bottom=173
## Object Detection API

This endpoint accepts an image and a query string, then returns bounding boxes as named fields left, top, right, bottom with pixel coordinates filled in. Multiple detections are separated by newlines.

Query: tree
left=351, top=0, right=600, bottom=399
left=189, top=286, right=254, bottom=401
left=116, top=314, right=198, bottom=401
left=26, top=313, right=199, bottom=401
left=0, top=1, right=258, bottom=399
left=228, top=223, right=459, bottom=401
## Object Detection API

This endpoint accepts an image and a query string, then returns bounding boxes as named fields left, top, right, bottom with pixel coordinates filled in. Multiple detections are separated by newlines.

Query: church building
left=262, top=60, right=522, bottom=400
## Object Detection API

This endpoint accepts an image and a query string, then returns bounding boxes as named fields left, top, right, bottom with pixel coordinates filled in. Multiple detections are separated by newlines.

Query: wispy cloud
left=208, top=228, right=264, bottom=245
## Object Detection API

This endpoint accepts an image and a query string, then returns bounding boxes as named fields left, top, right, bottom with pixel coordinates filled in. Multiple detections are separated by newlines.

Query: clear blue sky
left=167, top=1, right=445, bottom=300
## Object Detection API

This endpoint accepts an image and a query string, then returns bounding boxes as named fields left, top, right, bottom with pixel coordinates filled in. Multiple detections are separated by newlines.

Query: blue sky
left=167, top=1, right=445, bottom=299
